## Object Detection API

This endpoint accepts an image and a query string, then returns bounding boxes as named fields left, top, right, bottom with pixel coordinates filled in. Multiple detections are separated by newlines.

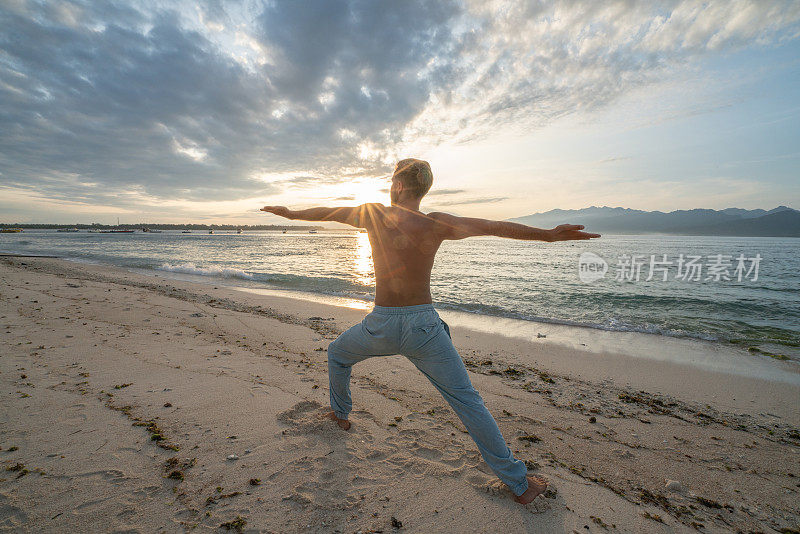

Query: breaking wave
left=157, top=262, right=254, bottom=280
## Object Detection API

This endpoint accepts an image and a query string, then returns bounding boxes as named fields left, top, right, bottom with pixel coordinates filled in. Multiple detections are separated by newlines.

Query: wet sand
left=1, top=256, right=798, bottom=533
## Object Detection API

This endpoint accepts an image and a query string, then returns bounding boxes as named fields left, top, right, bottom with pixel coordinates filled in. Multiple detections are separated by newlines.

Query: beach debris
left=113, top=383, right=132, bottom=389
left=391, top=516, right=403, bottom=528
left=163, top=402, right=172, bottom=407
left=665, top=479, right=684, bottom=493
left=226, top=454, right=239, bottom=461
left=695, top=496, right=724, bottom=509
left=618, top=391, right=677, bottom=416
left=166, top=470, right=184, bottom=480
left=219, top=516, right=247, bottom=531
left=190, top=312, right=204, bottom=317
left=208, top=490, right=241, bottom=506
left=249, top=478, right=261, bottom=486
left=162, top=462, right=190, bottom=483
left=128, top=417, right=177, bottom=450
left=591, top=516, right=613, bottom=529
left=589, top=416, right=597, bottom=423
left=641, top=511, right=664, bottom=523
left=518, top=434, right=541, bottom=443
left=537, top=372, right=555, bottom=384
left=524, top=459, right=541, bottom=471
left=537, top=333, right=546, bottom=338
left=543, top=486, right=557, bottom=499
left=6, top=463, right=29, bottom=478
left=244, top=449, right=251, bottom=454
left=747, top=346, right=790, bottom=360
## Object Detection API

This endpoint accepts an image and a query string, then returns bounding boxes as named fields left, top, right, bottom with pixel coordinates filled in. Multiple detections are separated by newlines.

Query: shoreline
left=2, top=256, right=799, bottom=532
left=22, top=247, right=800, bottom=365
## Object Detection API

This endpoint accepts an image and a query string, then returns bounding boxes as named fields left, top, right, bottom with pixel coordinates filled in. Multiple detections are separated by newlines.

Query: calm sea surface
left=3, top=230, right=798, bottom=358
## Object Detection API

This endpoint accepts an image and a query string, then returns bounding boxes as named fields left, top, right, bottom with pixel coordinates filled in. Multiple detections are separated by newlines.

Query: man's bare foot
left=513, top=475, right=548, bottom=504
left=325, top=410, right=351, bottom=431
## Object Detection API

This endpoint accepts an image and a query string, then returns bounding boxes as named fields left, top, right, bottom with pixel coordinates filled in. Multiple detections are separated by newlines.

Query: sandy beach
left=1, top=256, right=798, bottom=533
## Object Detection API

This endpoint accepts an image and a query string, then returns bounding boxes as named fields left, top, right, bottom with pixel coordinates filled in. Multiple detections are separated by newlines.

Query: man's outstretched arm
left=261, top=205, right=367, bottom=228
left=428, top=212, right=601, bottom=242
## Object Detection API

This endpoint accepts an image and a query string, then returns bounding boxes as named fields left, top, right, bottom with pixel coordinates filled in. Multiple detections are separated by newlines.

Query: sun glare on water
left=353, top=231, right=374, bottom=287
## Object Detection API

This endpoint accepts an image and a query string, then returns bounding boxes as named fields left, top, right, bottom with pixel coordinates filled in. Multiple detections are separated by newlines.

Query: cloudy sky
left=1, top=0, right=799, bottom=225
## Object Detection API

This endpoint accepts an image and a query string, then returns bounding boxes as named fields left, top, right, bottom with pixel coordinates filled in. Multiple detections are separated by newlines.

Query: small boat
left=308, top=229, right=318, bottom=234
left=208, top=229, right=214, bottom=234
left=236, top=228, right=242, bottom=234
left=57, top=228, right=79, bottom=232
left=1, top=228, right=22, bottom=233
left=182, top=230, right=191, bottom=234
left=149, top=229, right=162, bottom=233
left=100, top=229, right=135, bottom=233
left=282, top=230, right=287, bottom=234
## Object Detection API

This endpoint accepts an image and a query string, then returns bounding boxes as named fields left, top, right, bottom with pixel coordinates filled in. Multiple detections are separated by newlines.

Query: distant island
left=508, top=206, right=800, bottom=237
left=3, top=206, right=798, bottom=237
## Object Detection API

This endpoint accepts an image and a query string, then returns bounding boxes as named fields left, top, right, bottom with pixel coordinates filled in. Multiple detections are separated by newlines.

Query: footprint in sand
left=0, top=493, right=29, bottom=529
left=407, top=441, right=443, bottom=461
left=277, top=400, right=362, bottom=438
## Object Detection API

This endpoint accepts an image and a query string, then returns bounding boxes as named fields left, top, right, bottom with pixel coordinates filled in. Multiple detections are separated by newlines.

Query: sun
left=349, top=179, right=387, bottom=205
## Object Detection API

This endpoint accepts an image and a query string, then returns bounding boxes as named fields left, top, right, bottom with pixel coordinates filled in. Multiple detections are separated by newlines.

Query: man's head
left=390, top=158, right=433, bottom=205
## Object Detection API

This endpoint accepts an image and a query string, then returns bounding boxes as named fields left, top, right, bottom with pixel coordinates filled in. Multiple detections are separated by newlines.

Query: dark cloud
left=1, top=0, right=798, bottom=215
left=0, top=0, right=462, bottom=204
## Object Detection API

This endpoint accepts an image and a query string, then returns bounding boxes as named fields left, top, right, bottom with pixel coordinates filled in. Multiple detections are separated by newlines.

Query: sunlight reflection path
left=353, top=231, right=374, bottom=287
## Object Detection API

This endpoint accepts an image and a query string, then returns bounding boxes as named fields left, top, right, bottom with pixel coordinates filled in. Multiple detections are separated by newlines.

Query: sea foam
left=157, top=262, right=254, bottom=280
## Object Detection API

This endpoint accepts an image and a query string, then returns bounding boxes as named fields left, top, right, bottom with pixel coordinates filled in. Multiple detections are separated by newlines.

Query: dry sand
left=1, top=256, right=798, bottom=533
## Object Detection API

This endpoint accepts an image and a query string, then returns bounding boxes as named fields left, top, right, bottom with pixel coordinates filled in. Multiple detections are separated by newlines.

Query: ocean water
left=2, top=230, right=798, bottom=358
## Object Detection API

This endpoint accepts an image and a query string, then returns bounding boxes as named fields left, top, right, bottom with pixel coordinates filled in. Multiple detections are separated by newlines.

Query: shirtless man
left=261, top=158, right=600, bottom=504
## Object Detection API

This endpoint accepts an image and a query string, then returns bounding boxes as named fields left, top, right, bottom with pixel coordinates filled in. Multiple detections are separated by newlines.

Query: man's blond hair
left=393, top=158, right=433, bottom=199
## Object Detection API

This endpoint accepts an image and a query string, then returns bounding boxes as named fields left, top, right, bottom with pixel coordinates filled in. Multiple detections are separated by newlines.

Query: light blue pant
left=327, top=303, right=529, bottom=496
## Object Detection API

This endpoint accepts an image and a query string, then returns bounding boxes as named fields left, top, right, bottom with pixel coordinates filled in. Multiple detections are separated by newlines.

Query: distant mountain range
left=508, top=206, right=800, bottom=237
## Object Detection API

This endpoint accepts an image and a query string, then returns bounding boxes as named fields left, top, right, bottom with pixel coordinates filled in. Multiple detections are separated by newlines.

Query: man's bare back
left=358, top=204, right=441, bottom=306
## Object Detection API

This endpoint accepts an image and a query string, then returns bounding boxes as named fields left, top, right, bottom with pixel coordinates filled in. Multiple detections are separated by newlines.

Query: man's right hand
left=260, top=206, right=291, bottom=218
left=548, top=224, right=601, bottom=241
